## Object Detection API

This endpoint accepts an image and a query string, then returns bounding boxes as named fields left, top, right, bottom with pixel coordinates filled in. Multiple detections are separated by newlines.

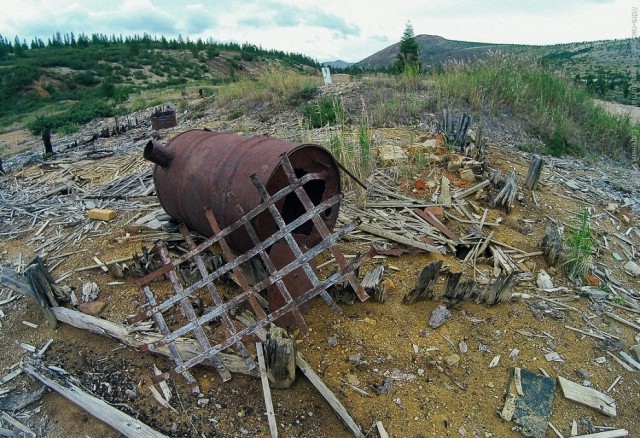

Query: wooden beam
left=358, top=223, right=445, bottom=254
left=23, top=358, right=168, bottom=438
left=51, top=307, right=256, bottom=377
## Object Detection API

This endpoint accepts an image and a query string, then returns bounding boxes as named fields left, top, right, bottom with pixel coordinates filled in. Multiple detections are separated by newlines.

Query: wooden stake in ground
left=491, top=169, right=518, bottom=213
left=403, top=261, right=443, bottom=304
left=264, top=326, right=297, bottom=389
left=256, top=342, right=278, bottom=438
left=525, top=156, right=544, bottom=190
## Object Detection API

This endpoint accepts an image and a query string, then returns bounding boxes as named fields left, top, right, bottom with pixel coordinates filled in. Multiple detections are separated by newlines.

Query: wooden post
left=403, top=261, right=442, bottom=304
left=539, top=220, right=564, bottom=266
left=491, top=169, right=518, bottom=213
left=264, top=326, right=297, bottom=389
left=525, top=156, right=544, bottom=190
left=41, top=128, right=53, bottom=155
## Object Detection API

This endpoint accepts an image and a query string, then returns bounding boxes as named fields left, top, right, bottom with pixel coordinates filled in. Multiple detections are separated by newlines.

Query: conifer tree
left=396, top=22, right=420, bottom=75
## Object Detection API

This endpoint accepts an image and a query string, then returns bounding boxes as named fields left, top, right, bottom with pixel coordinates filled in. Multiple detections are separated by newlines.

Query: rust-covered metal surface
left=150, top=109, right=177, bottom=130
left=144, top=130, right=341, bottom=253
left=128, top=153, right=369, bottom=390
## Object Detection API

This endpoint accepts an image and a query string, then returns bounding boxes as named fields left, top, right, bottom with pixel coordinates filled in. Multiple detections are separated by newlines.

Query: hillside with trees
left=0, top=32, right=319, bottom=135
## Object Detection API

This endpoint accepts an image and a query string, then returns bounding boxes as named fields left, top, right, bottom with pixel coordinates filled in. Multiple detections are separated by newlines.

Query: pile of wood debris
left=0, top=104, right=639, bottom=437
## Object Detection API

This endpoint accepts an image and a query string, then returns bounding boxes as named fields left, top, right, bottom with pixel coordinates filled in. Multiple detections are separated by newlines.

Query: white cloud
left=0, top=0, right=635, bottom=62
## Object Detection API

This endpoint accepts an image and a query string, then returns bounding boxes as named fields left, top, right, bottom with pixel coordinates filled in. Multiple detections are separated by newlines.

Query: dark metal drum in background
left=144, top=129, right=341, bottom=253
left=151, top=110, right=177, bottom=130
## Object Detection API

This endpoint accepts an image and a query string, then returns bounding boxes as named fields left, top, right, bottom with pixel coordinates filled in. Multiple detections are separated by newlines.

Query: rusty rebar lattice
left=128, top=153, right=368, bottom=391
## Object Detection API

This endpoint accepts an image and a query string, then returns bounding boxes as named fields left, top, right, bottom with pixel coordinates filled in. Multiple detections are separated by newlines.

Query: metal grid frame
left=127, top=153, right=368, bottom=391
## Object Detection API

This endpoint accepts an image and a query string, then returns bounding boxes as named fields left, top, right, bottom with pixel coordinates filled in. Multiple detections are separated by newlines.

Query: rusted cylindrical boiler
left=144, top=130, right=341, bottom=253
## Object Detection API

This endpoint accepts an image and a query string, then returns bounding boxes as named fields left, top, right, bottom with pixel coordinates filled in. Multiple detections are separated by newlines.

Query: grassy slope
left=0, top=39, right=319, bottom=135
left=0, top=36, right=636, bottom=165
left=356, top=35, right=640, bottom=105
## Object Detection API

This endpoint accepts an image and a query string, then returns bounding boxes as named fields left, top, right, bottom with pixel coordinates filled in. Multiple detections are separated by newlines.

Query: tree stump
left=403, top=260, right=442, bottom=304
left=361, top=265, right=386, bottom=302
left=525, top=156, right=544, bottom=190
left=539, top=220, right=564, bottom=266
left=442, top=272, right=477, bottom=302
left=264, top=326, right=297, bottom=388
left=479, top=272, right=517, bottom=305
left=491, top=169, right=518, bottom=213
left=41, top=128, right=53, bottom=155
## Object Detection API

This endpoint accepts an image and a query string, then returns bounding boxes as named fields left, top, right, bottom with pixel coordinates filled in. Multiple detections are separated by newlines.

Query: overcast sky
left=0, top=0, right=636, bottom=62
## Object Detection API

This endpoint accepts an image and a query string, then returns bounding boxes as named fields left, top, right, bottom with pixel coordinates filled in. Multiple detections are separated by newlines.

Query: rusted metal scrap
left=144, top=130, right=341, bottom=253
left=150, top=108, right=176, bottom=130
left=132, top=143, right=368, bottom=391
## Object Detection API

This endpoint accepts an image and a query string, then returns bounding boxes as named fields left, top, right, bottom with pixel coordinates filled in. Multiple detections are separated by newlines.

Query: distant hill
left=356, top=34, right=637, bottom=105
left=323, top=60, right=353, bottom=69
left=356, top=34, right=517, bottom=69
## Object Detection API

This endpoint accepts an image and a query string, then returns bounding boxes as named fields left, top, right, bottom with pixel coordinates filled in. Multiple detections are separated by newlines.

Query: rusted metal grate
left=127, top=153, right=368, bottom=391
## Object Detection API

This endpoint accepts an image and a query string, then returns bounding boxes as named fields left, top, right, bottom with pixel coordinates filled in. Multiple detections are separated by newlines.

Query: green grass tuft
left=433, top=53, right=638, bottom=160
left=563, top=208, right=593, bottom=280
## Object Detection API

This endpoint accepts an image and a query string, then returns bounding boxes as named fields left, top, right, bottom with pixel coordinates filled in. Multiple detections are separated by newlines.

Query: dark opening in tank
left=281, top=168, right=327, bottom=235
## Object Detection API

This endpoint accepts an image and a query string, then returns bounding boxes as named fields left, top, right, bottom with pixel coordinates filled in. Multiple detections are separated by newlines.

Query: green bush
left=27, top=99, right=114, bottom=134
left=302, top=96, right=346, bottom=128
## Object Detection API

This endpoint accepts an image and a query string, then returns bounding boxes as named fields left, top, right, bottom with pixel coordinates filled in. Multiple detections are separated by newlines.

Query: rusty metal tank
left=144, top=130, right=341, bottom=253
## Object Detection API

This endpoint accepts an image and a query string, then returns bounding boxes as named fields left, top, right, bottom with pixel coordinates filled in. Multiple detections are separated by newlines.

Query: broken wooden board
left=23, top=357, right=168, bottom=438
left=500, top=367, right=556, bottom=438
left=558, top=376, right=617, bottom=417
left=51, top=307, right=256, bottom=377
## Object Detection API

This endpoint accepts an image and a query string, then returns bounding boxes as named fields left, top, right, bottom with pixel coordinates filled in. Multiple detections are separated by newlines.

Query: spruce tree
left=396, top=22, right=420, bottom=75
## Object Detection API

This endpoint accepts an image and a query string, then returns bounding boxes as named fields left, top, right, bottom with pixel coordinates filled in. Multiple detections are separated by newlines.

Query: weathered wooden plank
left=256, top=342, right=278, bottom=438
left=358, top=223, right=445, bottom=254
left=415, top=209, right=459, bottom=241
left=452, top=179, right=490, bottom=199
left=571, top=430, right=628, bottom=438
left=23, top=358, right=168, bottom=438
left=51, top=307, right=256, bottom=376
left=557, top=376, right=616, bottom=417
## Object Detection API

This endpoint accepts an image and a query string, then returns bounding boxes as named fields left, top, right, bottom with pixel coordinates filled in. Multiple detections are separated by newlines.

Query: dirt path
left=596, top=98, right=640, bottom=124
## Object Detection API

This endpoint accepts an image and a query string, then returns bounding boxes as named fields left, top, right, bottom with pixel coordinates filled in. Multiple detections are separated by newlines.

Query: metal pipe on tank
left=145, top=130, right=341, bottom=253
left=144, top=139, right=174, bottom=168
